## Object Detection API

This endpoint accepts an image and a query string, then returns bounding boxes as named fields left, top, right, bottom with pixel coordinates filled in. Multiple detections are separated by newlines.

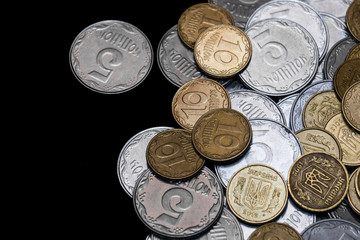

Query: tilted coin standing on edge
left=69, top=20, right=153, bottom=94
left=347, top=168, right=360, bottom=215
left=346, top=43, right=360, bottom=60
left=342, top=82, right=360, bottom=132
left=288, top=152, right=349, bottom=212
left=248, top=222, right=303, bottom=240
left=334, top=58, right=360, bottom=99
left=346, top=0, right=360, bottom=42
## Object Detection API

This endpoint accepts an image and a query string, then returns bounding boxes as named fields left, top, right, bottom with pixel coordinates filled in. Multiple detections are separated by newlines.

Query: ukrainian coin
left=301, top=219, right=360, bottom=239
left=288, top=152, right=349, bottom=212
left=348, top=168, right=360, bottom=215
left=346, top=0, right=360, bottom=42
left=178, top=3, right=234, bottom=49
left=194, top=24, right=252, bottom=78
left=290, top=80, right=333, bottom=132
left=278, top=94, right=299, bottom=128
left=248, top=222, right=302, bottom=240
left=301, top=0, right=353, bottom=21
left=69, top=20, right=153, bottom=94
left=356, top=167, right=360, bottom=196
left=334, top=59, right=360, bottom=99
left=192, top=108, right=252, bottom=161
left=321, top=13, right=349, bottom=52
left=347, top=44, right=360, bottom=60
left=302, top=90, right=341, bottom=129
left=172, top=78, right=230, bottom=130
left=342, top=82, right=360, bottom=131
left=240, top=18, right=318, bottom=97
left=225, top=78, right=245, bottom=92
left=146, top=129, right=205, bottom=180
left=133, top=167, right=224, bottom=238
left=327, top=198, right=360, bottom=225
left=246, top=0, right=328, bottom=61
left=117, top=126, right=172, bottom=197
left=227, top=164, right=288, bottom=224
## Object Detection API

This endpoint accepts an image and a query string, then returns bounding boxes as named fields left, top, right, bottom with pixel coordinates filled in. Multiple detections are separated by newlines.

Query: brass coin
left=288, top=152, right=349, bottom=212
left=194, top=24, right=252, bottom=78
left=342, top=81, right=360, bottom=132
left=348, top=168, right=360, bottom=215
left=248, top=222, right=302, bottom=240
left=325, top=113, right=360, bottom=166
left=171, top=78, right=230, bottom=130
left=334, top=58, right=360, bottom=99
left=192, top=108, right=251, bottom=161
left=295, top=127, right=342, bottom=161
left=227, top=164, right=288, bottom=224
left=178, top=3, right=234, bottom=49
left=302, top=90, right=341, bottom=129
left=346, top=0, right=360, bottom=42
left=146, top=129, right=205, bottom=180
left=346, top=43, right=360, bottom=61
left=356, top=167, right=360, bottom=197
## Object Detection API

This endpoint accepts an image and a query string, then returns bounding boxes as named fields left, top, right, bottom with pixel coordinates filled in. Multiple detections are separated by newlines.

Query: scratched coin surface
left=178, top=3, right=234, bottom=49
left=346, top=0, right=360, bottom=41
left=288, top=152, right=349, bottom=212
left=347, top=44, right=360, bottom=60
left=69, top=20, right=153, bottom=93
left=248, top=222, right=302, bottom=240
left=194, top=24, right=252, bottom=78
left=133, top=167, right=224, bottom=238
left=227, top=164, right=288, bottom=224
left=146, top=129, right=205, bottom=180
left=172, top=79, right=230, bottom=130
left=334, top=59, right=360, bottom=99
left=342, top=82, right=360, bottom=132
left=240, top=18, right=318, bottom=96
left=348, top=168, right=360, bottom=215
left=301, top=219, right=360, bottom=239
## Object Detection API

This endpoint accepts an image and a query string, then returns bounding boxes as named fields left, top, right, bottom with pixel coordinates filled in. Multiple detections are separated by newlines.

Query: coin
left=302, top=90, right=341, bottom=129
left=227, top=164, right=288, bottom=224
left=133, top=167, right=224, bottom=238
left=178, top=3, right=234, bottom=49
left=301, top=219, right=360, bottom=239
left=346, top=43, right=360, bottom=60
left=278, top=94, right=299, bottom=128
left=194, top=24, right=252, bottom=78
left=321, top=13, right=349, bottom=53
left=348, top=168, right=360, bottom=215
left=346, top=0, right=360, bottom=42
left=301, top=0, right=353, bottom=21
left=288, top=152, right=349, bottom=212
left=342, top=82, right=360, bottom=132
left=356, top=167, right=360, bottom=197
left=334, top=59, right=360, bottom=99
left=172, top=78, right=230, bottom=130
left=248, top=222, right=302, bottom=240
left=327, top=198, right=360, bottom=225
left=295, top=128, right=342, bottom=161
left=146, top=129, right=205, bottom=180
left=69, top=20, right=153, bottom=94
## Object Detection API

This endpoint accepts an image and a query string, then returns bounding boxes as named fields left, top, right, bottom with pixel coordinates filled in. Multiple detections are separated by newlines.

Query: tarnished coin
left=227, top=164, right=288, bottom=224
left=146, top=129, right=205, bottom=180
left=348, top=168, right=360, bottom=215
left=192, top=108, right=252, bottom=161
left=302, top=90, right=341, bottom=129
left=325, top=113, right=360, bottom=166
left=342, top=82, right=360, bottom=132
left=288, top=152, right=349, bottom=212
left=248, top=222, right=302, bottom=240
left=69, top=20, right=153, bottom=94
left=301, top=219, right=360, bottom=239
left=356, top=167, right=360, bottom=196
left=194, top=24, right=252, bottom=78
left=172, top=78, right=230, bottom=130
left=295, top=128, right=342, bottom=161
left=334, top=59, right=360, bottom=99
left=278, top=94, right=299, bottom=128
left=301, top=0, right=353, bottom=21
left=178, top=3, right=234, bottom=49
left=133, top=167, right=224, bottom=238
left=346, top=43, right=360, bottom=60
left=346, top=0, right=360, bottom=41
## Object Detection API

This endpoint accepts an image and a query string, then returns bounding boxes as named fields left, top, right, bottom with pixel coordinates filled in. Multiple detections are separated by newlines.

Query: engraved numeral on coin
left=181, top=91, right=208, bottom=118
left=130, top=160, right=143, bottom=175
left=155, top=143, right=186, bottom=167
left=214, top=122, right=242, bottom=149
left=283, top=210, right=303, bottom=228
left=198, top=15, right=224, bottom=35
left=214, top=37, right=241, bottom=65
left=88, top=48, right=123, bottom=83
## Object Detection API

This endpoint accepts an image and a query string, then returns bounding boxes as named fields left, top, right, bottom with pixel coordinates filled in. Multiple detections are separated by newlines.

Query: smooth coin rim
left=341, top=81, right=360, bottom=132
left=356, top=167, right=360, bottom=197
left=248, top=222, right=302, bottom=240
left=334, top=58, right=360, bottom=99
left=347, top=168, right=360, bottom=215
left=346, top=0, right=360, bottom=42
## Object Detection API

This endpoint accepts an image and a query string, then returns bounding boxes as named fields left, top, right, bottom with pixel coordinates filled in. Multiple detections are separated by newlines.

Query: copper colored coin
left=146, top=129, right=205, bottom=180
left=342, top=82, right=360, bottom=132
left=347, top=168, right=360, bottom=215
left=334, top=58, right=360, bottom=99
left=248, top=222, right=302, bottom=240
left=356, top=167, right=360, bottom=197
left=192, top=108, right=251, bottom=161
left=346, top=44, right=360, bottom=61
left=346, top=0, right=360, bottom=42
left=288, top=152, right=349, bottom=212
left=194, top=24, right=252, bottom=78
left=178, top=3, right=234, bottom=49
left=172, top=78, right=230, bottom=130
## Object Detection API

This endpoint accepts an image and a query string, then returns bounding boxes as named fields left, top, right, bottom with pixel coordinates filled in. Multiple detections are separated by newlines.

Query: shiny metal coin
left=301, top=0, right=353, bottom=21
left=326, top=198, right=360, bottom=226
left=278, top=94, right=299, bottom=128
left=301, top=219, right=360, bottom=239
left=321, top=13, right=349, bottom=53
left=225, top=78, right=245, bottom=92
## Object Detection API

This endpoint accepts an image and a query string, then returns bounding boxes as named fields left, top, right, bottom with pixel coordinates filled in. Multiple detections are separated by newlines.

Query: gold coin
left=346, top=44, right=360, bottom=61
left=334, top=59, right=360, bottom=99
left=288, top=152, right=349, bottom=212
left=194, top=24, right=252, bottom=78
left=146, top=129, right=205, bottom=180
left=348, top=168, right=360, bottom=215
left=192, top=108, right=251, bottom=161
left=325, top=113, right=360, bottom=166
left=356, top=167, right=360, bottom=197
left=227, top=164, right=288, bottom=224
left=302, top=90, right=341, bottom=129
left=342, top=82, right=360, bottom=132
left=171, top=78, right=230, bottom=130
left=346, top=0, right=360, bottom=42
left=178, top=3, right=234, bottom=49
left=295, top=127, right=342, bottom=161
left=248, top=222, right=303, bottom=240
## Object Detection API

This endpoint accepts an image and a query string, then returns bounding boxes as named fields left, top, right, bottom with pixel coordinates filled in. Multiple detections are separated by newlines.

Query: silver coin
left=229, top=89, right=286, bottom=124
left=69, top=20, right=153, bottom=93
left=133, top=167, right=224, bottom=239
left=117, top=126, right=172, bottom=197
left=240, top=18, right=318, bottom=96
left=301, top=219, right=360, bottom=239
left=326, top=199, right=360, bottom=226
left=301, top=0, right=354, bottom=21
left=246, top=0, right=329, bottom=61
left=289, top=80, right=333, bottom=132
left=324, top=37, right=358, bottom=80
left=225, top=79, right=245, bottom=92
left=278, top=94, right=299, bottom=128
left=321, top=13, right=349, bottom=53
